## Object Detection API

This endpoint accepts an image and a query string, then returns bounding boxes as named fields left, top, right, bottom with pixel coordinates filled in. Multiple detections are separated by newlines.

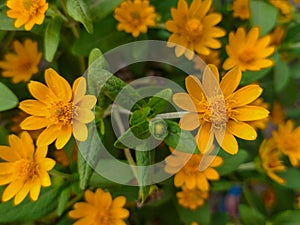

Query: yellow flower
left=270, top=101, right=285, bottom=125
left=177, top=186, right=208, bottom=210
left=173, top=64, right=269, bottom=154
left=165, top=148, right=223, bottom=191
left=269, top=0, right=293, bottom=22
left=69, top=188, right=129, bottom=225
left=0, top=132, right=55, bottom=205
left=232, top=0, right=250, bottom=20
left=194, top=50, right=221, bottom=69
left=272, top=120, right=300, bottom=167
left=6, top=0, right=48, bottom=31
left=223, top=27, right=275, bottom=72
left=270, top=26, right=286, bottom=46
left=0, top=39, right=42, bottom=83
left=165, top=0, right=225, bottom=60
left=114, top=0, right=156, bottom=37
left=248, top=98, right=270, bottom=130
left=259, top=138, right=285, bottom=184
left=19, top=68, right=97, bottom=149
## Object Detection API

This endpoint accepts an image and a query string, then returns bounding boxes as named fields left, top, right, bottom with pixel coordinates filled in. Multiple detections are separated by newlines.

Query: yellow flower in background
left=19, top=68, right=97, bottom=149
left=114, top=0, right=156, bottom=37
left=223, top=27, right=275, bottom=72
left=173, top=64, right=269, bottom=154
left=232, top=0, right=250, bottom=20
left=248, top=98, right=270, bottom=130
left=259, top=138, right=285, bottom=184
left=0, top=132, right=55, bottom=205
left=194, top=50, right=221, bottom=70
left=177, top=186, right=208, bottom=210
left=69, top=188, right=129, bottom=225
left=165, top=148, right=223, bottom=191
left=270, top=101, right=285, bottom=125
left=269, top=0, right=293, bottom=22
left=6, top=0, right=48, bottom=30
left=272, top=120, right=300, bottom=167
left=270, top=26, right=286, bottom=46
left=0, top=39, right=42, bottom=83
left=165, top=0, right=225, bottom=60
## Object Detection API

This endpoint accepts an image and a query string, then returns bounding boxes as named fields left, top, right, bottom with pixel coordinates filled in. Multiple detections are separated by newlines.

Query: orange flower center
left=95, top=211, right=111, bottom=225
left=19, top=60, right=34, bottom=73
left=204, top=95, right=229, bottom=129
left=186, top=19, right=203, bottom=39
left=278, top=134, right=300, bottom=153
left=22, top=0, right=40, bottom=15
left=239, top=48, right=256, bottom=64
left=16, top=159, right=38, bottom=181
left=184, top=155, right=201, bottom=174
left=48, top=101, right=74, bottom=126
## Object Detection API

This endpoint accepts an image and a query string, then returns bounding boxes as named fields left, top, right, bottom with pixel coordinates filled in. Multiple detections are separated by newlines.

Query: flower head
left=232, top=0, right=250, bottom=20
left=177, top=186, right=208, bottom=210
left=166, top=0, right=225, bottom=60
left=259, top=138, right=285, bottom=184
left=165, top=149, right=223, bottom=191
left=269, top=0, right=293, bottom=22
left=114, top=0, right=156, bottom=37
left=223, top=27, right=275, bottom=72
left=0, top=132, right=55, bottom=205
left=272, top=120, right=300, bottom=167
left=173, top=64, right=269, bottom=154
left=0, top=39, right=42, bottom=83
left=69, top=188, right=129, bottom=225
left=19, top=68, right=97, bottom=149
left=6, top=0, right=48, bottom=30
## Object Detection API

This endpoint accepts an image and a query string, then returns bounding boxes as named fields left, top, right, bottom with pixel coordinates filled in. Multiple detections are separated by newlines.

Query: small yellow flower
left=165, top=148, right=223, bottom=191
left=177, top=186, right=208, bottom=210
left=270, top=101, right=285, bottom=125
left=0, top=132, right=55, bottom=205
left=269, top=0, right=294, bottom=22
left=248, top=98, right=270, bottom=130
left=223, top=27, right=275, bottom=72
left=173, top=64, right=269, bottom=154
left=272, top=120, right=300, bottom=167
left=194, top=50, right=221, bottom=69
left=0, top=39, right=42, bottom=83
left=259, top=138, right=285, bottom=184
left=114, top=0, right=156, bottom=37
left=165, top=0, right=225, bottom=60
left=232, top=0, right=250, bottom=20
left=69, top=188, right=129, bottom=225
left=6, top=0, right=48, bottom=31
left=19, top=68, right=97, bottom=149
left=270, top=26, right=286, bottom=46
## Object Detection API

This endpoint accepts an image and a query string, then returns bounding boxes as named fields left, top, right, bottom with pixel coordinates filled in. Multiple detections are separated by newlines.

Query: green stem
left=155, top=111, right=188, bottom=119
left=237, top=162, right=256, bottom=171
left=154, top=23, right=166, bottom=29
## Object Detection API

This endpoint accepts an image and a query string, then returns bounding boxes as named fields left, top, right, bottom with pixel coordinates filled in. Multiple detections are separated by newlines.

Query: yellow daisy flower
left=165, top=149, right=223, bottom=191
left=69, top=188, right=129, bottom=225
left=0, top=132, right=55, bottom=205
left=165, top=0, right=225, bottom=60
left=259, top=138, right=285, bottom=184
left=19, top=68, right=97, bottom=149
left=272, top=120, right=300, bottom=167
left=114, top=0, right=156, bottom=37
left=194, top=50, right=221, bottom=69
left=173, top=64, right=269, bottom=154
left=232, top=0, right=250, bottom=20
left=269, top=0, right=292, bottom=15
left=0, top=39, right=42, bottom=83
left=177, top=186, right=208, bottom=210
left=6, top=0, right=48, bottom=31
left=223, top=27, right=275, bottom=72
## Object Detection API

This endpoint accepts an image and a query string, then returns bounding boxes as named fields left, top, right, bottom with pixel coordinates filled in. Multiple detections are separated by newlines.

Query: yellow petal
left=73, top=77, right=87, bottom=104
left=0, top=174, right=15, bottom=185
left=215, top=129, right=238, bottom=154
left=174, top=172, right=185, bottom=187
left=8, top=134, right=26, bottom=158
left=74, top=108, right=95, bottom=123
left=196, top=122, right=213, bottom=153
left=173, top=93, right=198, bottom=112
left=112, top=196, right=127, bottom=208
left=34, top=146, right=48, bottom=161
left=77, top=95, right=97, bottom=109
left=19, top=100, right=47, bottom=117
left=73, top=217, right=95, bottom=225
left=2, top=180, right=24, bottom=202
left=202, top=64, right=220, bottom=98
left=220, top=66, right=242, bottom=97
left=227, top=121, right=257, bottom=140
left=73, top=122, right=88, bottom=141
left=210, top=156, right=223, bottom=167
left=232, top=106, right=269, bottom=121
left=28, top=81, right=53, bottom=102
left=39, top=171, right=51, bottom=187
left=196, top=173, right=209, bottom=191
left=20, top=116, right=49, bottom=130
left=186, top=75, right=204, bottom=100
left=55, top=126, right=72, bottom=149
left=0, top=162, right=14, bottom=174
left=36, top=125, right=60, bottom=146
left=0, top=146, right=20, bottom=162
left=179, top=113, right=200, bottom=131
left=185, top=176, right=196, bottom=189
left=20, top=132, right=34, bottom=158
left=40, top=158, right=56, bottom=171
left=204, top=167, right=219, bottom=180
left=246, top=27, right=260, bottom=46
left=230, top=85, right=263, bottom=108
left=29, top=179, right=41, bottom=201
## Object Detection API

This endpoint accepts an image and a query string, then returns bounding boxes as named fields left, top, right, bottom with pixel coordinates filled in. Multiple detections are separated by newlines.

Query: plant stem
left=237, top=162, right=256, bottom=171
left=155, top=111, right=188, bottom=119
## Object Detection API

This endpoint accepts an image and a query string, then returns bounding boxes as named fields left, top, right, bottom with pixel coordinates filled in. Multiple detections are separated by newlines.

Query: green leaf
left=90, top=0, right=123, bottom=21
left=177, top=202, right=210, bottom=225
left=250, top=0, right=277, bottom=36
left=0, top=126, right=8, bottom=145
left=44, top=16, right=62, bottom=62
left=0, top=82, right=18, bottom=111
left=0, top=187, right=61, bottom=222
left=130, top=107, right=151, bottom=126
left=88, top=48, right=109, bottom=70
left=278, top=168, right=300, bottom=189
left=216, top=149, right=249, bottom=176
left=274, top=58, right=290, bottom=92
left=148, top=89, right=173, bottom=116
left=66, top=0, right=93, bottom=34
left=240, top=67, right=272, bottom=85
left=272, top=210, right=300, bottom=225
left=238, top=204, right=265, bottom=225
left=57, top=186, right=71, bottom=216
left=164, top=120, right=199, bottom=154
left=0, top=4, right=23, bottom=31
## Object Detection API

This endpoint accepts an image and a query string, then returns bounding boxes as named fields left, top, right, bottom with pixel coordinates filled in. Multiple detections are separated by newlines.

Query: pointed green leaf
left=239, top=204, right=265, bottom=225
left=57, top=186, right=71, bottom=216
left=274, top=58, right=290, bottom=92
left=272, top=210, right=300, bottom=225
left=0, top=82, right=18, bottom=111
left=44, top=16, right=62, bottom=62
left=148, top=88, right=172, bottom=116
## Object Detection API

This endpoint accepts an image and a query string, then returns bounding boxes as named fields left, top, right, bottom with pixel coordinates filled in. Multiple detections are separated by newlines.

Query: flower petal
left=232, top=106, right=269, bottom=121
left=55, top=126, right=72, bottom=149
left=77, top=95, right=97, bottom=109
left=74, top=108, right=95, bottom=124
left=36, top=125, right=60, bottom=147
left=202, top=64, right=220, bottom=98
left=2, top=180, right=24, bottom=202
left=19, top=100, right=47, bottom=116
left=28, top=81, right=53, bottom=102
left=196, top=122, right=213, bottom=153
left=73, top=77, right=87, bottom=104
left=0, top=146, right=20, bottom=161
left=186, top=75, right=204, bottom=101
left=73, top=122, right=88, bottom=142
left=230, top=84, right=263, bottom=108
left=220, top=66, right=242, bottom=97
left=20, top=116, right=49, bottom=130
left=227, top=121, right=257, bottom=140
left=173, top=93, right=198, bottom=112
left=215, top=128, right=238, bottom=154
left=179, top=113, right=201, bottom=131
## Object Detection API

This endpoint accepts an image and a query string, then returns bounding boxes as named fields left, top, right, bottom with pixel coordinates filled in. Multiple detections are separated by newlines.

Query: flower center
left=16, top=159, right=38, bottom=182
left=204, top=95, right=229, bottom=129
left=186, top=19, right=203, bottom=38
left=48, top=101, right=74, bottom=125
left=22, top=0, right=40, bottom=15
left=239, top=48, right=256, bottom=64
left=185, top=155, right=201, bottom=174
left=95, top=211, right=111, bottom=225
